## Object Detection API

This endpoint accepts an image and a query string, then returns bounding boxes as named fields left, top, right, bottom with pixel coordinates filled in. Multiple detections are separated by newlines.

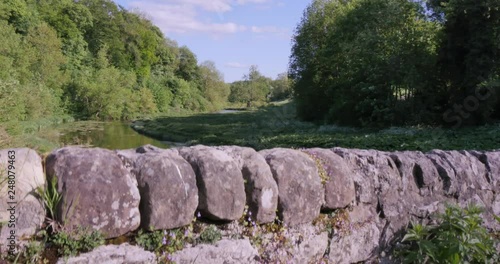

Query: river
left=55, top=109, right=248, bottom=149
left=57, top=121, right=168, bottom=149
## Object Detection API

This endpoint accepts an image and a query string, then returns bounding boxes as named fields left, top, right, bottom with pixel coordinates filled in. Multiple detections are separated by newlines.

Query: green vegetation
left=51, top=227, right=105, bottom=257
left=135, top=229, right=170, bottom=252
left=0, top=0, right=498, bottom=152
left=0, top=0, right=294, bottom=152
left=20, top=240, right=45, bottom=264
left=134, top=219, right=216, bottom=263
left=133, top=101, right=500, bottom=151
left=0, top=115, right=74, bottom=153
left=199, top=225, right=222, bottom=244
left=228, top=66, right=292, bottom=108
left=135, top=227, right=190, bottom=255
left=290, top=0, right=500, bottom=127
left=238, top=208, right=295, bottom=263
left=36, top=176, right=62, bottom=221
left=0, top=0, right=230, bottom=130
left=397, top=204, right=500, bottom=263
left=0, top=119, right=168, bottom=153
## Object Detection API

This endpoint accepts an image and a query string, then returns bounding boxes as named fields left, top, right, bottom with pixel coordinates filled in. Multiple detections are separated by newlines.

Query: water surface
left=58, top=121, right=168, bottom=150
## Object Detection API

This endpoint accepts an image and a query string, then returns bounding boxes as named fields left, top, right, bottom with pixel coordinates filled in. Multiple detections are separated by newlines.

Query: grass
left=133, top=100, right=500, bottom=152
left=0, top=115, right=75, bottom=153
left=3, top=101, right=500, bottom=153
left=36, top=176, right=62, bottom=224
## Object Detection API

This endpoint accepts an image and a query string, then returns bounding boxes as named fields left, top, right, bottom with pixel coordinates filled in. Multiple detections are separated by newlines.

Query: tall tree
left=289, top=0, right=339, bottom=121
left=176, top=46, right=199, bottom=82
left=199, top=60, right=229, bottom=109
left=270, top=72, right=292, bottom=101
left=26, top=22, right=68, bottom=95
left=229, top=65, right=271, bottom=107
left=290, top=0, right=439, bottom=126
left=428, top=0, right=500, bottom=123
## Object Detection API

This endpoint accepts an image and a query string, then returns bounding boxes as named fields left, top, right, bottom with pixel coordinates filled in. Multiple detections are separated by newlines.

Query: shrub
left=22, top=240, right=45, bottom=263
left=136, top=228, right=186, bottom=254
left=51, top=227, right=104, bottom=256
left=397, top=203, right=499, bottom=263
left=199, top=225, right=221, bottom=244
left=135, top=229, right=165, bottom=252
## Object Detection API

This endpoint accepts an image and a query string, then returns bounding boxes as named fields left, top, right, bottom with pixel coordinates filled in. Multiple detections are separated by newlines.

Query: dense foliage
left=51, top=227, right=105, bottom=257
left=0, top=0, right=230, bottom=121
left=229, top=66, right=292, bottom=107
left=397, top=204, right=499, bottom=263
left=290, top=0, right=500, bottom=127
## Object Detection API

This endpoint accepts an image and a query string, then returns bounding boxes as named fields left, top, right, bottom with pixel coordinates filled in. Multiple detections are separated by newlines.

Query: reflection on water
left=216, top=108, right=247, bottom=114
left=58, top=121, right=168, bottom=150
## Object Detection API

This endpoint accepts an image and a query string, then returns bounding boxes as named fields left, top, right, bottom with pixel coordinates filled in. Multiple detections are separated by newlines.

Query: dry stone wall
left=1, top=145, right=499, bottom=263
left=0, top=149, right=45, bottom=252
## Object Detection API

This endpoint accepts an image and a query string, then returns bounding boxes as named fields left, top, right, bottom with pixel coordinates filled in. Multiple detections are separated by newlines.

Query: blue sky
left=114, top=0, right=311, bottom=82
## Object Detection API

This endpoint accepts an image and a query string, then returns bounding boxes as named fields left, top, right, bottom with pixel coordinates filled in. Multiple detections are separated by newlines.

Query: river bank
left=4, top=101, right=500, bottom=153
left=0, top=119, right=167, bottom=153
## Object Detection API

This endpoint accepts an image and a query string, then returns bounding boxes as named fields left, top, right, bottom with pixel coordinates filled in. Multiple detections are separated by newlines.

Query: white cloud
left=132, top=0, right=272, bottom=14
left=163, top=0, right=233, bottom=13
left=129, top=0, right=282, bottom=36
left=225, top=62, right=249, bottom=68
left=129, top=1, right=248, bottom=34
left=236, top=0, right=271, bottom=4
left=251, top=26, right=278, bottom=33
left=251, top=26, right=290, bottom=39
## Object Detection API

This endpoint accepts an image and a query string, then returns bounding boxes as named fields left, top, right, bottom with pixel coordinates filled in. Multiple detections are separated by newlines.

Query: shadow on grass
left=133, top=101, right=500, bottom=151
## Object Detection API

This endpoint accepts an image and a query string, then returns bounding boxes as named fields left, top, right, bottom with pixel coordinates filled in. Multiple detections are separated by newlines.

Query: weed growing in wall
left=135, top=217, right=201, bottom=263
left=301, top=150, right=329, bottom=184
left=235, top=206, right=294, bottom=263
left=51, top=227, right=104, bottom=257
left=199, top=225, right=222, bottom=244
left=313, top=208, right=352, bottom=237
left=396, top=203, right=500, bottom=263
left=36, top=176, right=61, bottom=221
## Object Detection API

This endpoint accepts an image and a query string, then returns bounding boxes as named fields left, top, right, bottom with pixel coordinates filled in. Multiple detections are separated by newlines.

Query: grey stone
left=303, top=148, right=356, bottom=209
left=0, top=148, right=45, bottom=253
left=216, top=146, right=278, bottom=223
left=289, top=225, right=329, bottom=263
left=332, top=149, right=403, bottom=227
left=389, top=151, right=448, bottom=220
left=45, top=147, right=140, bottom=238
left=328, top=222, right=380, bottom=264
left=259, top=148, right=324, bottom=226
left=493, top=194, right=500, bottom=216
left=469, top=150, right=500, bottom=229
left=56, top=243, right=156, bottom=264
left=470, top=150, right=500, bottom=191
left=331, top=148, right=378, bottom=205
left=177, top=146, right=245, bottom=221
left=426, top=150, right=491, bottom=198
left=390, top=151, right=443, bottom=196
left=117, top=147, right=198, bottom=230
left=426, top=150, right=497, bottom=227
left=171, top=239, right=258, bottom=264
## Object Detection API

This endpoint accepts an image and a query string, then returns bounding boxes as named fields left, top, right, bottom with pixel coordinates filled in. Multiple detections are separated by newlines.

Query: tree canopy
left=0, top=0, right=230, bottom=122
left=290, top=0, right=500, bottom=127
